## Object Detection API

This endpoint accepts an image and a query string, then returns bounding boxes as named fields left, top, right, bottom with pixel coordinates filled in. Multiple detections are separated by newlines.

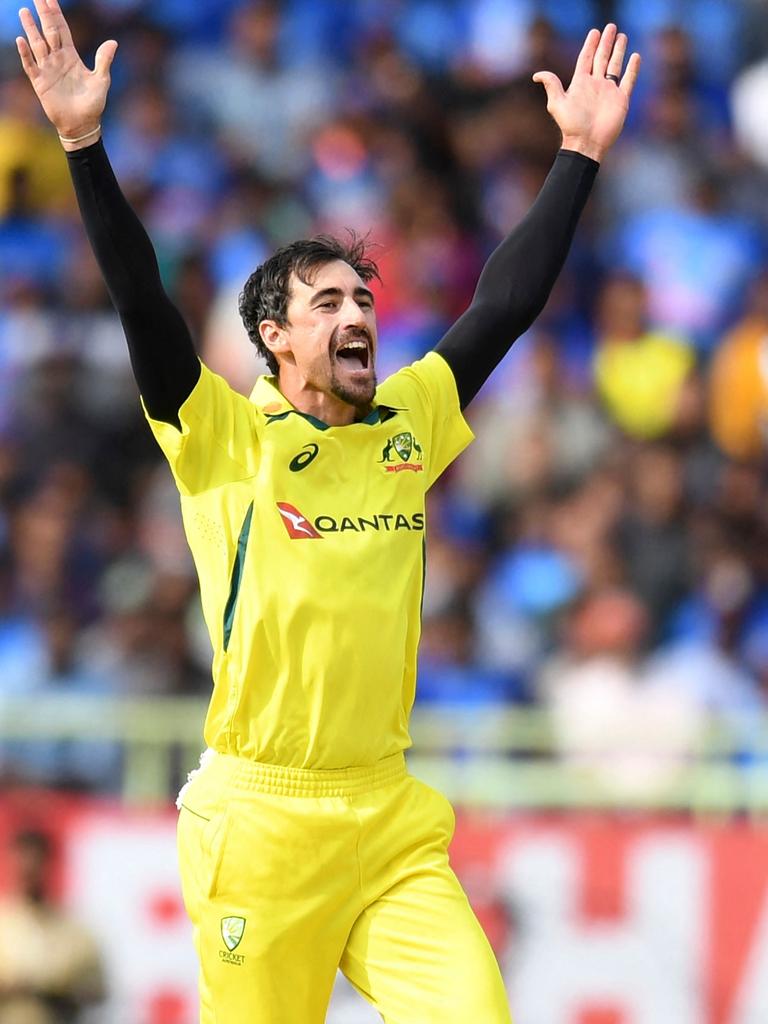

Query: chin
left=331, top=374, right=377, bottom=410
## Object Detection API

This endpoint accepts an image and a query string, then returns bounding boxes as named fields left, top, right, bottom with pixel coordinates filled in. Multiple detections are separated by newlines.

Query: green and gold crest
left=221, top=916, right=246, bottom=951
left=393, top=432, right=413, bottom=462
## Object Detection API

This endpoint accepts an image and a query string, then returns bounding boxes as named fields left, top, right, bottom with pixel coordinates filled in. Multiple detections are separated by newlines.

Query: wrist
left=57, top=123, right=102, bottom=152
left=560, top=136, right=606, bottom=163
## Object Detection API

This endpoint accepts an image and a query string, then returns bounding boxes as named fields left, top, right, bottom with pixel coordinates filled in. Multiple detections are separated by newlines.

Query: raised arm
left=436, top=25, right=640, bottom=408
left=16, top=0, right=199, bottom=426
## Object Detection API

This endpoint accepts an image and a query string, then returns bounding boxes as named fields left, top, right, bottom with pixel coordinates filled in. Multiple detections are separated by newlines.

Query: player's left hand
left=532, top=24, right=640, bottom=163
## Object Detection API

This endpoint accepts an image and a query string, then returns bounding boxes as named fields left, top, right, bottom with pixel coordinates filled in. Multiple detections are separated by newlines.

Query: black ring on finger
left=605, top=73, right=620, bottom=84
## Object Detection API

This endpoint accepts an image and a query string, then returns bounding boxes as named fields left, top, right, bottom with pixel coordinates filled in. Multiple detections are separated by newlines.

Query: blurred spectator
left=540, top=588, right=705, bottom=799
left=615, top=444, right=691, bottom=637
left=77, top=557, right=207, bottom=698
left=417, top=596, right=526, bottom=707
left=609, top=168, right=763, bottom=348
left=0, top=76, right=71, bottom=217
left=0, top=830, right=105, bottom=1023
left=108, top=80, right=227, bottom=246
left=709, top=271, right=768, bottom=461
left=0, top=603, right=122, bottom=791
left=459, top=334, right=612, bottom=506
left=599, top=82, right=707, bottom=223
left=731, top=52, right=768, bottom=170
left=170, top=1, right=338, bottom=181
left=0, top=168, right=67, bottom=295
left=593, top=272, right=694, bottom=439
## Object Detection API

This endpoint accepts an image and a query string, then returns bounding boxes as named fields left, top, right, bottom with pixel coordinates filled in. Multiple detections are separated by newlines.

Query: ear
left=258, top=320, right=292, bottom=363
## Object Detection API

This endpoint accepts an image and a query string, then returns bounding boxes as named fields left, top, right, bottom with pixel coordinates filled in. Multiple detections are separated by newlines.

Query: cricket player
left=16, top=3, right=639, bottom=1020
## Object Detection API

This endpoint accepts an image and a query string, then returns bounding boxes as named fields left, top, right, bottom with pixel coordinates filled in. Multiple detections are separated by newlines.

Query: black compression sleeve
left=66, top=139, right=200, bottom=426
left=435, top=149, right=598, bottom=408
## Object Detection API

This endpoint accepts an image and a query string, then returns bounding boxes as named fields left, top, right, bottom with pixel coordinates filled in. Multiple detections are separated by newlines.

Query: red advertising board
left=452, top=812, right=768, bottom=1024
left=1, top=791, right=768, bottom=1023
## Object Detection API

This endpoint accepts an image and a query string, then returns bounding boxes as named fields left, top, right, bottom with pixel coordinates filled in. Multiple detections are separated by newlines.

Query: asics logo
left=276, top=502, right=321, bottom=539
left=289, top=443, right=319, bottom=472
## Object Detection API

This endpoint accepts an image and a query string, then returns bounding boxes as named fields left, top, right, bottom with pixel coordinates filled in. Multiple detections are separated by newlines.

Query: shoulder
left=376, top=351, right=459, bottom=413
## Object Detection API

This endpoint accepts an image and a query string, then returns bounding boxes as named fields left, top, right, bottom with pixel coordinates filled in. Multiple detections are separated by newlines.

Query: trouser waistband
left=190, top=749, right=407, bottom=798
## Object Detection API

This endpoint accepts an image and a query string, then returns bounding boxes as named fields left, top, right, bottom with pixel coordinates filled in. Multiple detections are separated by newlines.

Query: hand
left=532, top=24, right=640, bottom=163
left=16, top=0, right=117, bottom=149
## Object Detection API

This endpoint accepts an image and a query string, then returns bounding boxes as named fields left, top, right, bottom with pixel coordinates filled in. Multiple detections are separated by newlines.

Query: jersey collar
left=250, top=375, right=401, bottom=429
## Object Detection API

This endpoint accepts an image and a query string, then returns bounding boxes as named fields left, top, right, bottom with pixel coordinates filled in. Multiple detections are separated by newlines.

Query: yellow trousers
left=177, top=751, right=512, bottom=1023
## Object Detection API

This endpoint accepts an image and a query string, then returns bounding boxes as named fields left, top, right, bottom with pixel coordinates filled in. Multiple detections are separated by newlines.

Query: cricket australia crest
left=379, top=432, right=424, bottom=473
left=393, top=432, right=413, bottom=461
left=221, top=916, right=246, bottom=951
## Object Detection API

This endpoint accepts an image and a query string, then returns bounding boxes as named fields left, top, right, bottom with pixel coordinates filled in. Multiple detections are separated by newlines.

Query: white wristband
left=58, top=124, right=101, bottom=144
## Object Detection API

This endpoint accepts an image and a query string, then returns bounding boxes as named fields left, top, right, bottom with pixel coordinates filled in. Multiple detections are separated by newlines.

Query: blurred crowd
left=1, top=0, right=768, bottom=796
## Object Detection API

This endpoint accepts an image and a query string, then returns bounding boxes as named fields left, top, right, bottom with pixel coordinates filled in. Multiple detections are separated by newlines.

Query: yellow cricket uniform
left=147, top=351, right=512, bottom=1022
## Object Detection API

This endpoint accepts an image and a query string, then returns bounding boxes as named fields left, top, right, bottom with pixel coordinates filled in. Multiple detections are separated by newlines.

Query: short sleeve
left=378, top=351, right=474, bottom=488
left=143, top=362, right=260, bottom=496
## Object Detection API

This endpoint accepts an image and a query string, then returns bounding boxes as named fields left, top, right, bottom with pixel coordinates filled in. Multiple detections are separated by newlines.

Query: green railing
left=2, top=695, right=768, bottom=813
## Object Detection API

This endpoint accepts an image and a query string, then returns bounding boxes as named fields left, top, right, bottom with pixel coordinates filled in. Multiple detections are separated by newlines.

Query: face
left=263, top=260, right=378, bottom=411
left=12, top=838, right=49, bottom=901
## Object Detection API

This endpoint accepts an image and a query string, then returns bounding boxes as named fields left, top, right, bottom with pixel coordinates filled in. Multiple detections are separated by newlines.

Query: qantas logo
left=276, top=502, right=322, bottom=539
left=276, top=502, right=424, bottom=538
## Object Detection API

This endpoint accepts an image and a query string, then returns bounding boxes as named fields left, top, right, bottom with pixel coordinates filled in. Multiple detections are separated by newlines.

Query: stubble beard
left=329, top=364, right=377, bottom=411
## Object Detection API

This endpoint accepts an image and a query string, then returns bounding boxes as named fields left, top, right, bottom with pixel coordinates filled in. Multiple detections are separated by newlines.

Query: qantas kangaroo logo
left=276, top=502, right=322, bottom=539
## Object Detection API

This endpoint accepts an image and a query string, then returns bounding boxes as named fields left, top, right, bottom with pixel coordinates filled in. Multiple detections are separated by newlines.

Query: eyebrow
left=309, top=286, right=375, bottom=305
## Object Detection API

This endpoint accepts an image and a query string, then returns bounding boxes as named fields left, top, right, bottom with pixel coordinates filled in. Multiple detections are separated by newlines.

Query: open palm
left=16, top=0, right=116, bottom=138
left=533, top=24, right=641, bottom=162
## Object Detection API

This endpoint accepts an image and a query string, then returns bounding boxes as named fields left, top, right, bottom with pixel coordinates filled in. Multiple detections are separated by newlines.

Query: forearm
left=66, top=139, right=200, bottom=424
left=435, top=148, right=598, bottom=407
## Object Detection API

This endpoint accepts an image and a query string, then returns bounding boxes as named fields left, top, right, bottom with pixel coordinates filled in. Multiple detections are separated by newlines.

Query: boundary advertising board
left=0, top=792, right=767, bottom=1023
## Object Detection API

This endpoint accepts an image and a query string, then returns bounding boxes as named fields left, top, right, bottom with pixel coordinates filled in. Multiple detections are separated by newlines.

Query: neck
left=274, top=372, right=371, bottom=426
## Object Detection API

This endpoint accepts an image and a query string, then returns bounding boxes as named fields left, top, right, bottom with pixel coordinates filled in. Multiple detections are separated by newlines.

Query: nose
left=340, top=295, right=368, bottom=330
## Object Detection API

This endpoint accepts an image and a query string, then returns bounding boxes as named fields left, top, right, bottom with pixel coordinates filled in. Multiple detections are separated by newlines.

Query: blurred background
left=0, top=0, right=768, bottom=1020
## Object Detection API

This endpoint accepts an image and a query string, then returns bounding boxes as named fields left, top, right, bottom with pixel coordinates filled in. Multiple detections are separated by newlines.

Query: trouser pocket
left=178, top=801, right=232, bottom=923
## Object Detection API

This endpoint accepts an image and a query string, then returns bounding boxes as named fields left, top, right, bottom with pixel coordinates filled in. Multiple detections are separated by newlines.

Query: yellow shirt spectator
left=0, top=77, right=73, bottom=216
left=594, top=330, right=694, bottom=439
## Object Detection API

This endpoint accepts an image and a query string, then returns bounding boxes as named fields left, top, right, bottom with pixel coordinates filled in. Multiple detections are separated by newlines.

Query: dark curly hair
left=238, top=234, right=381, bottom=375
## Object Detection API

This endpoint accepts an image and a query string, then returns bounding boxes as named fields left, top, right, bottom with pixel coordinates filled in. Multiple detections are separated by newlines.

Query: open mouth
left=334, top=338, right=370, bottom=372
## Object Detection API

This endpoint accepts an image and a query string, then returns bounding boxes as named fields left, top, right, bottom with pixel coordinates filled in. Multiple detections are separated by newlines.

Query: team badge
left=393, top=432, right=413, bottom=461
left=379, top=432, right=424, bottom=473
left=221, top=916, right=246, bottom=951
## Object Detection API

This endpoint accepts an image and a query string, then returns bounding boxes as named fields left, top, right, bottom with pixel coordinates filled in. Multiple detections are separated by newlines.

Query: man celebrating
left=17, top=3, right=639, bottom=1020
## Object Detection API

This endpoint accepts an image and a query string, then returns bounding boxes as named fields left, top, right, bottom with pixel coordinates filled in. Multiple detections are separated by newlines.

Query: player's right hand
left=16, top=0, right=117, bottom=145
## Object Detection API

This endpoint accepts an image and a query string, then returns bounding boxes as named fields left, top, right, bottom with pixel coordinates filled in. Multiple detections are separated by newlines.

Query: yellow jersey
left=146, top=351, right=473, bottom=768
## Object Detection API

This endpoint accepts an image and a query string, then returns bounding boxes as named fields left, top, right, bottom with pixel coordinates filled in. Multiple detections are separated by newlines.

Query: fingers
left=22, top=0, right=72, bottom=60
left=606, top=32, right=627, bottom=81
left=592, top=23, right=617, bottom=77
left=35, top=0, right=73, bottom=49
left=94, top=39, right=118, bottom=77
left=15, top=35, right=39, bottom=80
left=18, top=7, right=49, bottom=64
left=30, top=0, right=59, bottom=54
left=532, top=70, right=565, bottom=106
left=574, top=28, right=600, bottom=75
left=620, top=52, right=642, bottom=98
left=574, top=24, right=638, bottom=87
left=30, top=0, right=50, bottom=23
